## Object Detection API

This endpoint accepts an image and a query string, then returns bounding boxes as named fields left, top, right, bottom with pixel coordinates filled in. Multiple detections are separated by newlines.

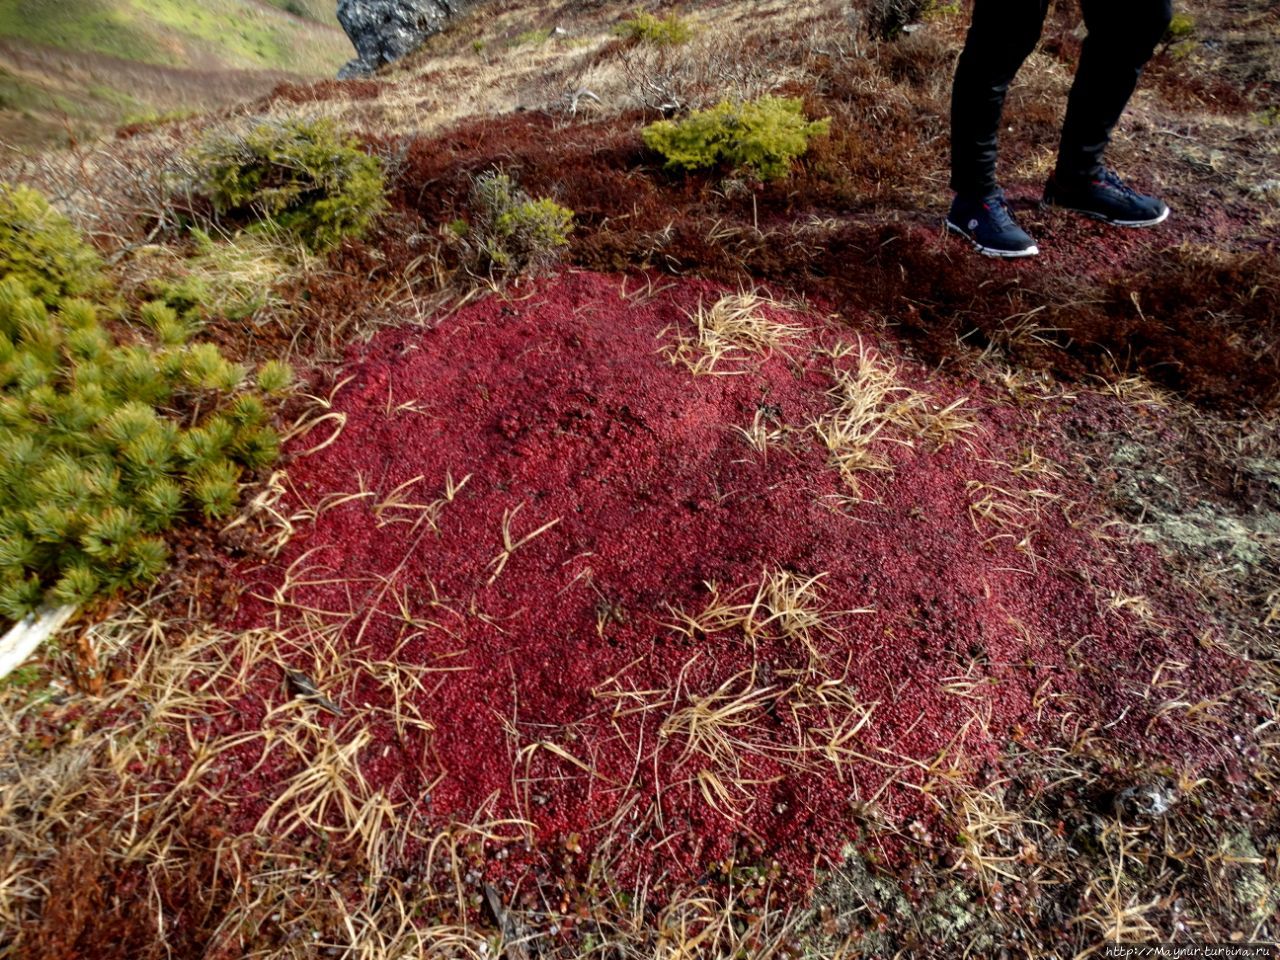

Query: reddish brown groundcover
left=216, top=270, right=1230, bottom=894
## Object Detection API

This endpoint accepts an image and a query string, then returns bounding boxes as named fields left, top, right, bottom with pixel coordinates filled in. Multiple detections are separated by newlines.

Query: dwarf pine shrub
left=0, top=276, right=291, bottom=620
left=642, top=96, right=830, bottom=181
left=187, top=118, right=386, bottom=252
left=0, top=183, right=104, bottom=306
left=614, top=12, right=693, bottom=46
left=459, top=172, right=574, bottom=277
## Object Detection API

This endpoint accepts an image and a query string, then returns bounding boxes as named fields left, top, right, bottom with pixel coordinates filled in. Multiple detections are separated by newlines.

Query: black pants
left=950, top=0, right=1173, bottom=198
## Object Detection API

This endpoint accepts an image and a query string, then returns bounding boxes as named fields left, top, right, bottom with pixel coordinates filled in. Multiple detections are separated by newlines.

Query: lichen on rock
left=336, top=0, right=478, bottom=77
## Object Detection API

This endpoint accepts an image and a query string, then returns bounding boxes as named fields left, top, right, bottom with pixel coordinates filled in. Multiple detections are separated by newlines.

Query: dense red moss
left=204, top=271, right=1236, bottom=894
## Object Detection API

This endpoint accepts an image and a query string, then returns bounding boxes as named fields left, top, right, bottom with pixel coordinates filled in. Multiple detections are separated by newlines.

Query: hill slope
left=0, top=0, right=1276, bottom=956
left=0, top=0, right=348, bottom=146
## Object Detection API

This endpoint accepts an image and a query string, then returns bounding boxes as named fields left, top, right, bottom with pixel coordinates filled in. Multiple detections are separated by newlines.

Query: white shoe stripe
left=1048, top=202, right=1171, bottom=228
left=945, top=219, right=1039, bottom=257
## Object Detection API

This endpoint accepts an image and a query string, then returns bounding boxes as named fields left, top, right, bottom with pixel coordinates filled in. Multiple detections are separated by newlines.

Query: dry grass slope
left=0, top=0, right=349, bottom=147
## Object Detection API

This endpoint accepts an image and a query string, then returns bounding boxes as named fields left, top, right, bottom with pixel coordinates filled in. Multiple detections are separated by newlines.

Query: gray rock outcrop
left=337, top=0, right=474, bottom=78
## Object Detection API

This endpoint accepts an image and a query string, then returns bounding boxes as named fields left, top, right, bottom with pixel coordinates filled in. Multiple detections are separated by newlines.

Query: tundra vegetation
left=0, top=0, right=1276, bottom=957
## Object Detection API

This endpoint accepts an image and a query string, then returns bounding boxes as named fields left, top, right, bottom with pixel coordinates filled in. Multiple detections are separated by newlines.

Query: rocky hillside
left=0, top=0, right=348, bottom=147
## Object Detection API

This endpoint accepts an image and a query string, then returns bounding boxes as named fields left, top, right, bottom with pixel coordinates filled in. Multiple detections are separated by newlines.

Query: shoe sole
left=944, top=220, right=1039, bottom=258
left=1043, top=201, right=1170, bottom=228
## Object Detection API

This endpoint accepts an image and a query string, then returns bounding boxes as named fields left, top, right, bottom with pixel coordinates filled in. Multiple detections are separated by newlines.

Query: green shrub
left=1164, top=12, right=1195, bottom=42
left=1161, top=12, right=1195, bottom=57
left=642, top=96, right=830, bottom=181
left=0, top=183, right=104, bottom=305
left=613, top=12, right=693, bottom=46
left=187, top=118, right=386, bottom=252
left=256, top=360, right=293, bottom=395
left=0, top=276, right=291, bottom=620
left=459, top=172, right=574, bottom=277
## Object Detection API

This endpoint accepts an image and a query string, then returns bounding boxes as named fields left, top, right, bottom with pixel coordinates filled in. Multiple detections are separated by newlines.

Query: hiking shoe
left=1043, top=169, right=1170, bottom=227
left=945, top=191, right=1039, bottom=258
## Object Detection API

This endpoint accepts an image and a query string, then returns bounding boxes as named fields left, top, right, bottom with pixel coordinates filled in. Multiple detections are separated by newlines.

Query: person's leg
left=1055, top=0, right=1174, bottom=184
left=947, top=0, right=1051, bottom=256
left=950, top=0, right=1052, bottom=199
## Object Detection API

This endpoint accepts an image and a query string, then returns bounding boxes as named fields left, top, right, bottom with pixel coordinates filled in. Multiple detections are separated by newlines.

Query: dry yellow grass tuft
left=811, top=340, right=977, bottom=493
left=588, top=568, right=882, bottom=820
left=661, top=291, right=807, bottom=375
left=665, top=566, right=870, bottom=667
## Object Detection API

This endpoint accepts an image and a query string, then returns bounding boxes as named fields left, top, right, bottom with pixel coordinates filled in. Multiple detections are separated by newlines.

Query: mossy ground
left=0, top=0, right=1276, bottom=956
